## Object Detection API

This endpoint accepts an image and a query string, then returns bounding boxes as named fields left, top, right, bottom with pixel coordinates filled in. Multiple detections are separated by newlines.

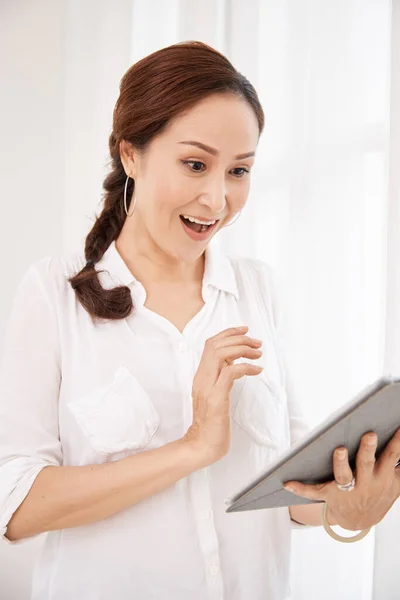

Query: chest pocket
left=233, top=371, right=290, bottom=450
left=67, top=366, right=160, bottom=455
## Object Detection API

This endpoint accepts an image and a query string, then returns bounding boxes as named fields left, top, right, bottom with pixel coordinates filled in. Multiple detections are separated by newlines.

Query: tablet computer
left=226, top=374, right=400, bottom=513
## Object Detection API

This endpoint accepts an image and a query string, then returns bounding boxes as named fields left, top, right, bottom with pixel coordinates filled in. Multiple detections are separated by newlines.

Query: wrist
left=176, top=436, right=211, bottom=472
left=325, top=503, right=339, bottom=527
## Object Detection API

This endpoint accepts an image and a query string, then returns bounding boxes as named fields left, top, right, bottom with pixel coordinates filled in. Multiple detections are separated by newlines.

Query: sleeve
left=0, top=260, right=63, bottom=545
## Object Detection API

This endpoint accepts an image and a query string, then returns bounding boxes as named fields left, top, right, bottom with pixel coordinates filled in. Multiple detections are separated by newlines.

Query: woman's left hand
left=283, top=428, right=400, bottom=531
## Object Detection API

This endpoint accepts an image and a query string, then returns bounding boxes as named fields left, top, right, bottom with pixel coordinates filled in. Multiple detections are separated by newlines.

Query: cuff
left=290, top=518, right=314, bottom=529
left=0, top=466, right=49, bottom=545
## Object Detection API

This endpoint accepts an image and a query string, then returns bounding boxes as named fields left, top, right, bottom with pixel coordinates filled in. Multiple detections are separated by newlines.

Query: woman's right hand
left=182, top=325, right=263, bottom=466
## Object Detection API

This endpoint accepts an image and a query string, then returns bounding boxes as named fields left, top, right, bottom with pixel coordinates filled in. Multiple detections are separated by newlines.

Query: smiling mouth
left=179, top=215, right=219, bottom=233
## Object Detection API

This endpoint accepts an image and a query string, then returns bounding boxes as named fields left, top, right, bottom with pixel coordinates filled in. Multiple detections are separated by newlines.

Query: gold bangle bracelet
left=322, top=502, right=372, bottom=543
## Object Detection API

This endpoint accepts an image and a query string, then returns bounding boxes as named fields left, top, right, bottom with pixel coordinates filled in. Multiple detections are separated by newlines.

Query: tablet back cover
left=226, top=376, right=400, bottom=513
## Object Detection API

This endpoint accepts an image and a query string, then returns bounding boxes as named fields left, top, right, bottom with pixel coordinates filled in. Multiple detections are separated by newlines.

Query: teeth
left=182, top=215, right=217, bottom=226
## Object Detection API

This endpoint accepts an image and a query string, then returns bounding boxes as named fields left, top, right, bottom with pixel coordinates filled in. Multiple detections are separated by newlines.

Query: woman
left=1, top=41, right=399, bottom=600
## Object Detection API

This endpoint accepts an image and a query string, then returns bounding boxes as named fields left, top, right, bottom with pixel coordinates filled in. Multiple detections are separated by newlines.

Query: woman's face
left=120, top=93, right=260, bottom=262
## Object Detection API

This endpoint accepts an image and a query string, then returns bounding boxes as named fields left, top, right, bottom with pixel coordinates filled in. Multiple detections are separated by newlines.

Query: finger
left=214, top=334, right=263, bottom=349
left=282, top=480, right=327, bottom=501
left=355, top=432, right=377, bottom=487
left=376, top=428, right=400, bottom=477
left=203, top=340, right=262, bottom=378
left=198, top=330, right=254, bottom=384
left=215, top=363, right=263, bottom=392
left=219, top=345, right=263, bottom=364
left=333, top=446, right=355, bottom=487
left=211, top=326, right=249, bottom=341
left=199, top=331, right=262, bottom=390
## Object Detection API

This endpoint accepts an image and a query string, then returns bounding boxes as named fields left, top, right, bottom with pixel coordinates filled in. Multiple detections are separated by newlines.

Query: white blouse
left=0, top=239, right=311, bottom=600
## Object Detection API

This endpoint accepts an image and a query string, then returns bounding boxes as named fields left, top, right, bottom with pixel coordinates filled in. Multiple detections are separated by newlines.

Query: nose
left=197, top=177, right=227, bottom=216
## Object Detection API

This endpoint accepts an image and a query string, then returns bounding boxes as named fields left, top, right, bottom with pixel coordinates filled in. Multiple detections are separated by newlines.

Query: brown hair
left=68, top=40, right=265, bottom=323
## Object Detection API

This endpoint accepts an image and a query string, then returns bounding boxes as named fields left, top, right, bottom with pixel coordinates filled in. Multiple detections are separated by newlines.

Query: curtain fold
left=218, top=1, right=392, bottom=598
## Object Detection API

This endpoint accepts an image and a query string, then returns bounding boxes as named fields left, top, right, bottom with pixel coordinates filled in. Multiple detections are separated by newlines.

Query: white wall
left=0, top=1, right=66, bottom=337
left=0, top=1, right=132, bottom=597
left=0, top=2, right=66, bottom=597
left=373, top=1, right=400, bottom=597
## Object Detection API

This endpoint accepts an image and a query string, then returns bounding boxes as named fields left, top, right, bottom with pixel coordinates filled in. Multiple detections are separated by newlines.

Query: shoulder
left=228, top=254, right=280, bottom=299
left=229, top=254, right=275, bottom=282
left=227, top=254, right=287, bottom=328
left=17, top=247, right=86, bottom=307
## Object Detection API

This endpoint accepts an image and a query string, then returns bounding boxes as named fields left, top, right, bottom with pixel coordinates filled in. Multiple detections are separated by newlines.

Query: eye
left=183, top=160, right=205, bottom=172
left=181, top=161, right=250, bottom=178
left=231, top=167, right=250, bottom=178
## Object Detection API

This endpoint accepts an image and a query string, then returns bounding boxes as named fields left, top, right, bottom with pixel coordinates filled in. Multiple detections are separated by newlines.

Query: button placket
left=175, top=329, right=224, bottom=598
left=173, top=338, right=195, bottom=434
left=189, top=468, right=225, bottom=600
left=177, top=341, right=187, bottom=352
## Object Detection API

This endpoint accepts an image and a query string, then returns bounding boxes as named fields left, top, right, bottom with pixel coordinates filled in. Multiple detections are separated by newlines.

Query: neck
left=115, top=217, right=205, bottom=286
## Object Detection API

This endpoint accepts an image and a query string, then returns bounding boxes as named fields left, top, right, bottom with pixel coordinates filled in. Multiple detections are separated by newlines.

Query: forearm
left=289, top=502, right=338, bottom=527
left=6, top=438, right=201, bottom=542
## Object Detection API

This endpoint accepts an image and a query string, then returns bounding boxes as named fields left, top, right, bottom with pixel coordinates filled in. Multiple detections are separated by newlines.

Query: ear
left=119, top=140, right=137, bottom=178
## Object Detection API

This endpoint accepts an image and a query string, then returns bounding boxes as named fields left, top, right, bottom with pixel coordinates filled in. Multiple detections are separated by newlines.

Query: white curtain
left=0, top=1, right=398, bottom=598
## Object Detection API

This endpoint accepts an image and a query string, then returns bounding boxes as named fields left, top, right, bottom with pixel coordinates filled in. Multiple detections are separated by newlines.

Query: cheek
left=230, top=186, right=250, bottom=212
left=148, top=179, right=183, bottom=218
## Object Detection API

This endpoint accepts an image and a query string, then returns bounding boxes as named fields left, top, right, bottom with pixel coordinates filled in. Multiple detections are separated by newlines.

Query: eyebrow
left=178, top=140, right=255, bottom=160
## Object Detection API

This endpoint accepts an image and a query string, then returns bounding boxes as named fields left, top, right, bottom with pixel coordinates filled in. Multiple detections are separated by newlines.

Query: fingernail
left=283, top=485, right=295, bottom=493
left=367, top=435, right=377, bottom=445
left=337, top=450, right=346, bottom=459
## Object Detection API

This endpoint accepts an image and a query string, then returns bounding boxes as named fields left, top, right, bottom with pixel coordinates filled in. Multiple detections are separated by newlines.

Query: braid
left=68, top=156, right=133, bottom=323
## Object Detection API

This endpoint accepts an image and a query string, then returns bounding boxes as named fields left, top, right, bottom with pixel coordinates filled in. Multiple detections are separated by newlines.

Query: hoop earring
left=225, top=211, right=242, bottom=227
left=124, top=174, right=136, bottom=217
